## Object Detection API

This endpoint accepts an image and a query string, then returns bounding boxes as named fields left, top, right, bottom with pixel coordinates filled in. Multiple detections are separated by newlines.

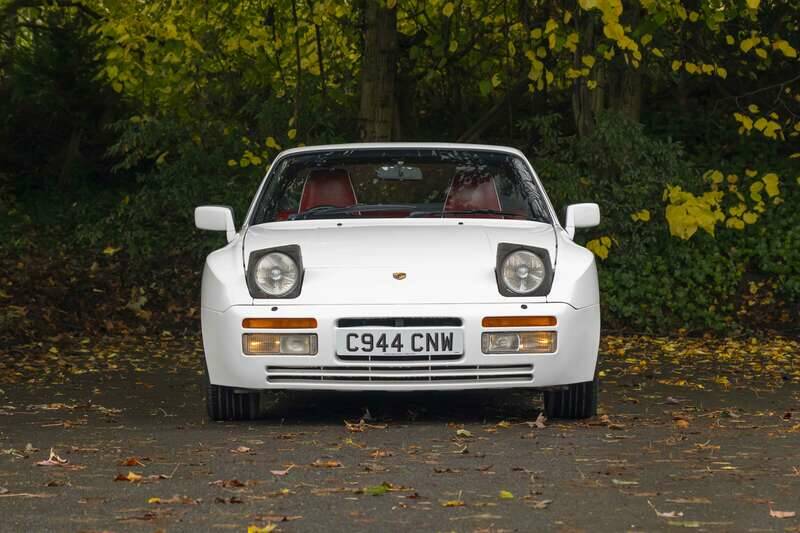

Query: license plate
left=336, top=328, right=464, bottom=356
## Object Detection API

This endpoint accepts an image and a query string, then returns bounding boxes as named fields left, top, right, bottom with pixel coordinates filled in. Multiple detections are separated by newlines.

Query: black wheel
left=543, top=374, right=598, bottom=420
left=205, top=367, right=260, bottom=421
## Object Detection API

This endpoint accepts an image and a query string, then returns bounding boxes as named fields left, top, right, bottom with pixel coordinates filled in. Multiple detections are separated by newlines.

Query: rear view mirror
left=564, top=203, right=600, bottom=239
left=376, top=164, right=423, bottom=180
left=195, top=205, right=236, bottom=242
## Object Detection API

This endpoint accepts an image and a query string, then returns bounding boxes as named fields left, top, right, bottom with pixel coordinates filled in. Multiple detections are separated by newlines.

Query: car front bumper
left=201, top=302, right=599, bottom=391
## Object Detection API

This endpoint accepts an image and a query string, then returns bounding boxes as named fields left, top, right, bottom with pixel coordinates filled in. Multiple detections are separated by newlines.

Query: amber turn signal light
left=242, top=318, right=317, bottom=329
left=481, top=316, right=556, bottom=328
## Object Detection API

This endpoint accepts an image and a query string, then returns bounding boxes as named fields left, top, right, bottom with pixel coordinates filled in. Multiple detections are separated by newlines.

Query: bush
left=527, top=113, right=798, bottom=332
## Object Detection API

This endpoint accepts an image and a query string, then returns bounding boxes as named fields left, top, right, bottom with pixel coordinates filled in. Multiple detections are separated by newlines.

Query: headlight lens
left=482, top=331, right=557, bottom=354
left=254, top=252, right=299, bottom=297
left=243, top=333, right=318, bottom=355
left=500, top=250, right=546, bottom=294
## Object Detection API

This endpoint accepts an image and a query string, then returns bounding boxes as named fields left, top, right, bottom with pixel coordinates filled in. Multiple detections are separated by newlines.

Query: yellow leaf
left=685, top=62, right=698, bottom=74
left=441, top=500, right=465, bottom=507
left=725, top=35, right=735, bottom=45
left=725, top=217, right=745, bottom=230
left=641, top=34, right=652, bottom=46
left=581, top=55, right=596, bottom=68
left=545, top=18, right=558, bottom=34
left=448, top=40, right=458, bottom=53
left=586, top=239, right=609, bottom=260
left=671, top=60, right=682, bottom=72
left=148, top=497, right=161, bottom=504
left=265, top=136, right=281, bottom=150
left=762, top=173, right=780, bottom=197
left=755, top=48, right=767, bottom=59
left=491, top=73, right=502, bottom=88
left=563, top=11, right=572, bottom=24
left=740, top=38, right=756, bottom=53
left=247, top=525, right=277, bottom=533
left=652, top=48, right=664, bottom=58
left=742, top=212, right=758, bottom=224
left=746, top=0, right=759, bottom=9
left=442, top=2, right=455, bottom=17
left=287, top=128, right=297, bottom=140
left=774, top=40, right=798, bottom=58
left=716, top=66, right=727, bottom=79
left=531, top=28, right=542, bottom=40
left=103, top=246, right=122, bottom=256
left=499, top=490, right=514, bottom=499
left=227, top=159, right=238, bottom=167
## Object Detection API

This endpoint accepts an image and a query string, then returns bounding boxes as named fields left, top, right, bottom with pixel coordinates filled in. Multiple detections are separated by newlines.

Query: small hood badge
left=393, top=272, right=407, bottom=280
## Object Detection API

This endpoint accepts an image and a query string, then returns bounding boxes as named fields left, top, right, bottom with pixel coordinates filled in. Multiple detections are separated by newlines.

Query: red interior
left=443, top=174, right=502, bottom=217
left=299, top=168, right=357, bottom=212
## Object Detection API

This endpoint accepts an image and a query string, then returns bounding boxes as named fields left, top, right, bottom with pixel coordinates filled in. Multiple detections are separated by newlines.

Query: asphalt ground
left=1, top=334, right=799, bottom=532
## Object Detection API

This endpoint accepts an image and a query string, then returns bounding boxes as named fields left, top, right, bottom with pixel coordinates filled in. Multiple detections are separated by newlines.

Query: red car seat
left=299, top=168, right=357, bottom=212
left=443, top=173, right=502, bottom=216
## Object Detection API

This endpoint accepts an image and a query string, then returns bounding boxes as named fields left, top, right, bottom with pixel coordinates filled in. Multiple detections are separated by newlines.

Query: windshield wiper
left=290, top=204, right=420, bottom=220
left=410, top=209, right=528, bottom=219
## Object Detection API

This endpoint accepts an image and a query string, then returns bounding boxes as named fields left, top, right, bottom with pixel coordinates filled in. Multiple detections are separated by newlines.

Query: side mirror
left=195, top=205, right=236, bottom=242
left=564, top=203, right=600, bottom=239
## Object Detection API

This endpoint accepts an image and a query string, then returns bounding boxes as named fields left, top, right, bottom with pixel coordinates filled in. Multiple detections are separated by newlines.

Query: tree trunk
left=606, top=3, right=642, bottom=122
left=571, top=11, right=604, bottom=138
left=357, top=2, right=397, bottom=141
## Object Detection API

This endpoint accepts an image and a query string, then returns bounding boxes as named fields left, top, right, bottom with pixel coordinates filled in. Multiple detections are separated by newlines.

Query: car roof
left=277, top=142, right=526, bottom=158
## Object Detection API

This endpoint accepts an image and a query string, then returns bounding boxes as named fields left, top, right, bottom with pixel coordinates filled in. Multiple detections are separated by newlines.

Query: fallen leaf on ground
left=598, top=414, right=626, bottom=430
left=456, top=429, right=473, bottom=438
left=230, top=446, right=252, bottom=454
left=311, top=459, right=342, bottom=468
left=247, top=525, right=276, bottom=533
left=208, top=479, right=248, bottom=488
left=441, top=500, right=465, bottom=507
left=770, top=508, right=796, bottom=519
left=526, top=499, right=553, bottom=509
left=114, top=471, right=143, bottom=483
left=612, top=479, right=639, bottom=486
left=148, top=495, right=200, bottom=505
left=270, top=465, right=295, bottom=476
left=370, top=449, right=392, bottom=458
left=675, top=419, right=690, bottom=429
left=35, top=448, right=69, bottom=467
left=361, top=483, right=390, bottom=496
left=649, top=500, right=684, bottom=518
left=499, top=490, right=514, bottom=499
left=525, top=413, right=547, bottom=429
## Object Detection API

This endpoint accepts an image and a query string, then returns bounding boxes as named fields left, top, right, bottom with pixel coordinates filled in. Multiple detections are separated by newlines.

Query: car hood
left=243, top=219, right=556, bottom=304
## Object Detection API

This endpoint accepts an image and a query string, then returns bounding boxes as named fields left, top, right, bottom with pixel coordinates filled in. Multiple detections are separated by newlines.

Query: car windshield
left=248, top=148, right=553, bottom=224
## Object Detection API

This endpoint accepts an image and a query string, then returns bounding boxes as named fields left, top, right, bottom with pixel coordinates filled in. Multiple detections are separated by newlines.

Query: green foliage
left=530, top=113, right=799, bottom=332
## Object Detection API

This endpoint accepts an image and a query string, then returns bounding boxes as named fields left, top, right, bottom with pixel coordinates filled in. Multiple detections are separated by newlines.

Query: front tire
left=205, top=367, right=260, bottom=421
left=543, top=375, right=598, bottom=420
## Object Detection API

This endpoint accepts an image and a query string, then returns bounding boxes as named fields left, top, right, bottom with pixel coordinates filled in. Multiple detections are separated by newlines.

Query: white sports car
left=195, top=143, right=601, bottom=420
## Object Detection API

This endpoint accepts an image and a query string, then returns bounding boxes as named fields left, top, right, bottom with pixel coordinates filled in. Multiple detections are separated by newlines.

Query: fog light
left=243, top=333, right=317, bottom=355
left=481, top=331, right=556, bottom=354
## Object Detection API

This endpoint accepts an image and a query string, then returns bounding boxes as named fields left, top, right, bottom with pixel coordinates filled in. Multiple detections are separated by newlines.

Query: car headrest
left=444, top=173, right=501, bottom=212
left=299, top=169, right=357, bottom=212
